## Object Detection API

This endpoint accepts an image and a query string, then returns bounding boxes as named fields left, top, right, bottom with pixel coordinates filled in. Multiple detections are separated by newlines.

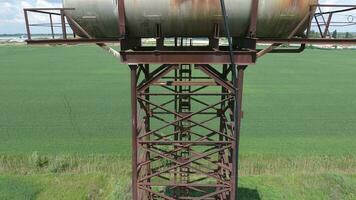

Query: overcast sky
left=0, top=0, right=355, bottom=34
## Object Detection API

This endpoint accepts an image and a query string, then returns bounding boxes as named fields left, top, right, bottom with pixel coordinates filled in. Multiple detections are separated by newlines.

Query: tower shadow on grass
left=238, top=187, right=261, bottom=200
left=165, top=187, right=261, bottom=199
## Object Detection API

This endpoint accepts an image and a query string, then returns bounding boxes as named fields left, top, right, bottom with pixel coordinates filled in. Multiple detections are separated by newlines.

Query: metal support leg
left=234, top=65, right=246, bottom=200
left=130, top=65, right=139, bottom=200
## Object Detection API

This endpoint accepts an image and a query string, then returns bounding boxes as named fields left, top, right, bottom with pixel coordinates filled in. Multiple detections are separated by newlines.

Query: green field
left=0, top=45, right=356, bottom=199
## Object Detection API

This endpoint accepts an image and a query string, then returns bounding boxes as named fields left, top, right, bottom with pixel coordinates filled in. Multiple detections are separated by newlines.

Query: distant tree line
left=308, top=30, right=354, bottom=39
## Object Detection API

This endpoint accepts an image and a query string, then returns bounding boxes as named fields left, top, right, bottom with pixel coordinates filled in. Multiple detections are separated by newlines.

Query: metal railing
left=23, top=4, right=356, bottom=47
left=24, top=8, right=75, bottom=40
left=310, top=4, right=356, bottom=39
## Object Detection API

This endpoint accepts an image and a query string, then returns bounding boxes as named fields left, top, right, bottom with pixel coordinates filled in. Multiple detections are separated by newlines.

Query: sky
left=0, top=0, right=355, bottom=34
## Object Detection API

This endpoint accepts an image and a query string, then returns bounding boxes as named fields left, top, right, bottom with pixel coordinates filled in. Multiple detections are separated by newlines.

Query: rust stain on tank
left=171, top=0, right=219, bottom=8
left=261, top=0, right=316, bottom=37
left=281, top=0, right=313, bottom=15
left=170, top=0, right=221, bottom=18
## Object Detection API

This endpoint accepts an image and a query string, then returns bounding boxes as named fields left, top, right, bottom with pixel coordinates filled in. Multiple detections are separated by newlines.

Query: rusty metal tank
left=63, top=0, right=318, bottom=38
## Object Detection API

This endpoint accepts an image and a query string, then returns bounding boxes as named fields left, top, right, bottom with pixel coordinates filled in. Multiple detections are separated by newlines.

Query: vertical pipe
left=24, top=10, right=31, bottom=40
left=218, top=64, right=228, bottom=199
left=60, top=10, right=67, bottom=39
left=130, top=65, right=139, bottom=200
left=174, top=37, right=178, bottom=47
left=230, top=66, right=238, bottom=200
left=219, top=0, right=239, bottom=199
left=49, top=14, right=55, bottom=39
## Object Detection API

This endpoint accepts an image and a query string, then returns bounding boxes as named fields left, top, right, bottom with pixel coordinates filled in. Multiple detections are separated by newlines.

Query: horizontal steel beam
left=311, top=4, right=356, bottom=7
left=258, top=38, right=356, bottom=45
left=138, top=183, right=230, bottom=187
left=23, top=8, right=75, bottom=11
left=152, top=81, right=218, bottom=86
left=28, top=38, right=356, bottom=46
left=138, top=141, right=232, bottom=145
left=120, top=51, right=256, bottom=64
left=26, top=38, right=120, bottom=44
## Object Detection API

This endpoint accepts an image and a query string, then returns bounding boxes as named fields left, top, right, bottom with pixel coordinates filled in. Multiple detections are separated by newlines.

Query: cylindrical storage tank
left=63, top=0, right=318, bottom=39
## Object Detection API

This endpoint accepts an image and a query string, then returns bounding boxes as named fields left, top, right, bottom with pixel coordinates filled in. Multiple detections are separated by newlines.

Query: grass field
left=0, top=45, right=356, bottom=199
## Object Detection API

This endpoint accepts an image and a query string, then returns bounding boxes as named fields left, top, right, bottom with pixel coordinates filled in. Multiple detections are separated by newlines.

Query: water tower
left=24, top=1, right=356, bottom=199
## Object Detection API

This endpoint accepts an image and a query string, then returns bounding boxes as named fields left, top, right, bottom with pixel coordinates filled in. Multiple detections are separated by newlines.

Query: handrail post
left=49, top=14, right=55, bottom=39
left=60, top=9, right=67, bottom=39
left=24, top=9, right=31, bottom=40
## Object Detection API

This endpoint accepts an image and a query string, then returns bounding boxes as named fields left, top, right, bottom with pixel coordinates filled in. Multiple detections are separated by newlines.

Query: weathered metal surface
left=128, top=63, right=244, bottom=199
left=62, top=0, right=118, bottom=37
left=63, top=0, right=318, bottom=38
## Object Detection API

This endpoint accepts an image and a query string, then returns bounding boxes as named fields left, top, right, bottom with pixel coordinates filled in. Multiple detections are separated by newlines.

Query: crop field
left=0, top=45, right=356, bottom=200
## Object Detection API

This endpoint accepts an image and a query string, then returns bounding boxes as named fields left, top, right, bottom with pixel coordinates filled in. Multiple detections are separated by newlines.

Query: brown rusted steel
left=137, top=97, right=234, bottom=140
left=139, top=183, right=228, bottom=187
left=118, top=0, right=126, bottom=37
left=264, top=44, right=306, bottom=54
left=152, top=81, right=218, bottom=87
left=140, top=93, right=231, bottom=96
left=248, top=0, right=259, bottom=38
left=138, top=146, right=232, bottom=182
left=138, top=65, right=178, bottom=92
left=120, top=51, right=257, bottom=65
left=26, top=37, right=356, bottom=46
left=138, top=141, right=232, bottom=145
left=233, top=65, right=246, bottom=200
left=26, top=38, right=120, bottom=44
left=258, top=38, right=356, bottom=45
left=195, top=64, right=235, bottom=93
left=128, top=63, right=243, bottom=199
left=130, top=65, right=139, bottom=200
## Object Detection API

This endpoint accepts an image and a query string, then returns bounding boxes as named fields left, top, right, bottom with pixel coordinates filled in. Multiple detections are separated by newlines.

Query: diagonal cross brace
left=137, top=97, right=235, bottom=141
